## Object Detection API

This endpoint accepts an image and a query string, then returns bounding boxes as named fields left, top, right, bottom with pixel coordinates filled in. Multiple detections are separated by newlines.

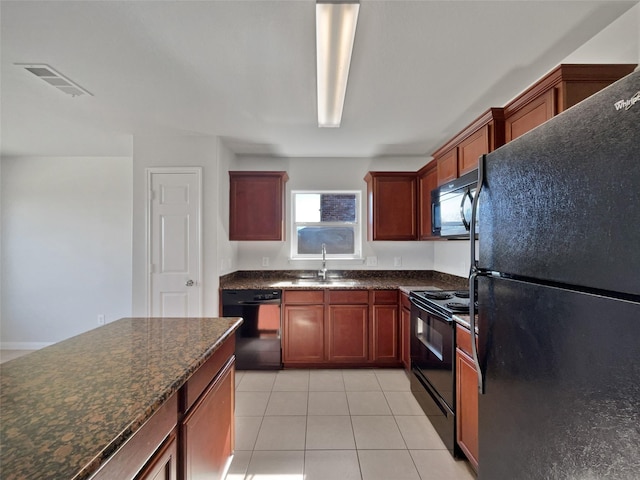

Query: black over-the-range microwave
left=431, top=169, right=478, bottom=239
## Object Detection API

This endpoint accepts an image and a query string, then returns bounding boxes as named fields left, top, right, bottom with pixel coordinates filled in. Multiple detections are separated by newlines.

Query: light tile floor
left=226, top=369, right=476, bottom=480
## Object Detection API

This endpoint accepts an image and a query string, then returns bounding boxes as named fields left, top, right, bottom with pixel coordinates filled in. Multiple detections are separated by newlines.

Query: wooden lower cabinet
left=283, top=304, right=325, bottom=364
left=93, top=335, right=236, bottom=480
left=328, top=304, right=369, bottom=362
left=182, top=358, right=235, bottom=480
left=372, top=304, right=398, bottom=363
left=135, top=433, right=178, bottom=480
left=371, top=290, right=399, bottom=365
left=400, top=292, right=411, bottom=370
left=456, top=324, right=479, bottom=472
left=282, top=289, right=400, bottom=366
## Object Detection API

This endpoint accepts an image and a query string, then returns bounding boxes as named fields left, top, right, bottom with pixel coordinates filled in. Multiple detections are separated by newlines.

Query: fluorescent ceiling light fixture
left=16, top=63, right=93, bottom=97
left=316, top=1, right=359, bottom=127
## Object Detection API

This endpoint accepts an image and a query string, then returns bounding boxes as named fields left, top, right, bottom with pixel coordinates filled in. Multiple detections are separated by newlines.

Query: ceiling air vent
left=16, top=63, right=93, bottom=97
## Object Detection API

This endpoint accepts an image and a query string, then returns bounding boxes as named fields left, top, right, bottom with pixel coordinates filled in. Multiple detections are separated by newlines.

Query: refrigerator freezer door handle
left=469, top=154, right=486, bottom=393
left=470, top=155, right=485, bottom=271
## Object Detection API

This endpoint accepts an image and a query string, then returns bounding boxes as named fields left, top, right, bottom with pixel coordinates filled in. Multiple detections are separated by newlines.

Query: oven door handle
left=409, top=297, right=454, bottom=324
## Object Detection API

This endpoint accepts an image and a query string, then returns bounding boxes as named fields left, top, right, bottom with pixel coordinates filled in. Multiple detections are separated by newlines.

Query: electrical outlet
left=262, top=257, right=269, bottom=267
left=394, top=256, right=402, bottom=267
left=366, top=256, right=378, bottom=266
left=97, top=314, right=105, bottom=326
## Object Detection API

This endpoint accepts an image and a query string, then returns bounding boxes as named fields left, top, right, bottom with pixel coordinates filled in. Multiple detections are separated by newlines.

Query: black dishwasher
left=221, top=289, right=282, bottom=370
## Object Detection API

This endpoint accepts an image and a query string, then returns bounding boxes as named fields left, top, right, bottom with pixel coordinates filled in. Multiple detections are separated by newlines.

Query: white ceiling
left=1, top=1, right=638, bottom=159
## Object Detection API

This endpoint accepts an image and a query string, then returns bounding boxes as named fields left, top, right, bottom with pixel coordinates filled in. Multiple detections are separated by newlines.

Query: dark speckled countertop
left=220, top=270, right=467, bottom=291
left=0, top=317, right=242, bottom=480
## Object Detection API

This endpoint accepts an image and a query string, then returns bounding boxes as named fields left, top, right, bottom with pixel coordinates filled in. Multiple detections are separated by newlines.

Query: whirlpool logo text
left=614, top=91, right=640, bottom=111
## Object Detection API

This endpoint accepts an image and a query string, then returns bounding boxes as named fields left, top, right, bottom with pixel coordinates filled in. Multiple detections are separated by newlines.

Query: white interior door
left=147, top=168, right=202, bottom=317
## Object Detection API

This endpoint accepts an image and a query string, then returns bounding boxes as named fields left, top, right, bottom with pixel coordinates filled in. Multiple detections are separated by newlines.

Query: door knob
left=186, top=279, right=194, bottom=287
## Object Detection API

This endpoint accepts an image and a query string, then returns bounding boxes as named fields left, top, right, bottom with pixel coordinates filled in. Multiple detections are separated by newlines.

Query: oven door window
left=417, top=316, right=444, bottom=360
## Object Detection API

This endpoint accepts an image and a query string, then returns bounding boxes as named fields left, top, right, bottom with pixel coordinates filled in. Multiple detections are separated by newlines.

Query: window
left=291, top=191, right=361, bottom=259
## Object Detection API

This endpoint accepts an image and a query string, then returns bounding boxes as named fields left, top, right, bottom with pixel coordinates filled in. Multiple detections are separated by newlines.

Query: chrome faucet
left=318, top=243, right=328, bottom=280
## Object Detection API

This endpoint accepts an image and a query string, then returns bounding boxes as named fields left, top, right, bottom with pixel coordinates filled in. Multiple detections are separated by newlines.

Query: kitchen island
left=0, top=316, right=242, bottom=480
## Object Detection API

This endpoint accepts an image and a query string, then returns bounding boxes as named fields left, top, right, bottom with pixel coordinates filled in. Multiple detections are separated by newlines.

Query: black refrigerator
left=469, top=69, right=640, bottom=479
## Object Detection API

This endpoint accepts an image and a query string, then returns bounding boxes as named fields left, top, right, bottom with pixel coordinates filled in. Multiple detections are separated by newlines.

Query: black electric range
left=409, top=289, right=472, bottom=319
left=408, top=288, right=472, bottom=457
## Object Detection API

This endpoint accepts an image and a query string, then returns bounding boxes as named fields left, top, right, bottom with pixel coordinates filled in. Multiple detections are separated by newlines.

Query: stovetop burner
left=453, top=290, right=470, bottom=299
left=422, top=291, right=454, bottom=300
left=446, top=302, right=470, bottom=312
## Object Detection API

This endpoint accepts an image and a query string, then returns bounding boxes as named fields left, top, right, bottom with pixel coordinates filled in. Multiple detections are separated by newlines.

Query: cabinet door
left=456, top=348, right=479, bottom=472
left=182, top=360, right=235, bottom=480
left=505, top=89, right=555, bottom=142
left=282, top=304, right=325, bottom=363
left=372, top=305, right=399, bottom=363
left=229, top=172, right=287, bottom=240
left=365, top=173, right=417, bottom=240
left=418, top=163, right=438, bottom=239
left=436, top=148, right=458, bottom=185
left=135, top=433, right=178, bottom=480
left=458, top=126, right=488, bottom=176
left=400, top=292, right=411, bottom=370
left=328, top=305, right=368, bottom=363
left=400, top=306, right=411, bottom=370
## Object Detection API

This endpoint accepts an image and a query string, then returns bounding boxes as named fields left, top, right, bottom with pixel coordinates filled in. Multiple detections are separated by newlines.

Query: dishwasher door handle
left=236, top=300, right=282, bottom=306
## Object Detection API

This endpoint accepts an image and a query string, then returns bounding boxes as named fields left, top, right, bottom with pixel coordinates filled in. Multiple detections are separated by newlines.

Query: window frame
left=290, top=190, right=362, bottom=260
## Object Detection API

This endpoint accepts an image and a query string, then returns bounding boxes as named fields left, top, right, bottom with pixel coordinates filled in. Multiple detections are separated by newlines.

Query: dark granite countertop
left=220, top=270, right=467, bottom=291
left=0, top=317, right=242, bottom=480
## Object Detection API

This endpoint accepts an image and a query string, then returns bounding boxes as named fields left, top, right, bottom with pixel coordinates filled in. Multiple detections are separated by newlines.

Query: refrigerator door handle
left=470, top=154, right=485, bottom=271
left=469, top=154, right=486, bottom=394
left=469, top=270, right=485, bottom=394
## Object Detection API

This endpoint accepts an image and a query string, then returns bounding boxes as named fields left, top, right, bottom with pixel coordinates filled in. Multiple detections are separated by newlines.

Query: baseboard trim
left=0, top=342, right=52, bottom=350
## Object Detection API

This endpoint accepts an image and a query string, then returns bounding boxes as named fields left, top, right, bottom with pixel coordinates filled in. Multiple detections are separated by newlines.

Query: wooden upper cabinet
left=505, top=89, right=555, bottom=142
left=364, top=172, right=418, bottom=241
left=418, top=161, right=438, bottom=240
left=458, top=125, right=490, bottom=176
left=432, top=108, right=505, bottom=186
left=229, top=171, right=288, bottom=241
left=505, top=64, right=636, bottom=141
left=435, top=148, right=458, bottom=185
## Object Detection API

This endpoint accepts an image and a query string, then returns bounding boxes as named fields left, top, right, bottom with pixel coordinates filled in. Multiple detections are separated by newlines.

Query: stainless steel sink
left=272, top=278, right=361, bottom=287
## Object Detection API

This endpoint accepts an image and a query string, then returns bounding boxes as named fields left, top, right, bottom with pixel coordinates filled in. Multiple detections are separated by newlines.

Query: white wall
left=227, top=155, right=437, bottom=272
left=131, top=136, right=221, bottom=317
left=563, top=3, right=640, bottom=64
left=0, top=156, right=133, bottom=347
left=217, top=140, right=238, bottom=276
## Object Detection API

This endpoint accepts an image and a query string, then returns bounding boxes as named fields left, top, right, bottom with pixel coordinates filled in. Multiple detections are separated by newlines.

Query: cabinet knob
left=186, top=279, right=195, bottom=287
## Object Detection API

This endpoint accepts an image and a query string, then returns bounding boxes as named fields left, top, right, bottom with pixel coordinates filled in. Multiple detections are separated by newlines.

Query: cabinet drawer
left=456, top=323, right=476, bottom=357
left=284, top=289, right=324, bottom=304
left=184, top=334, right=235, bottom=412
left=328, top=289, right=368, bottom=305
left=373, top=290, right=398, bottom=305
